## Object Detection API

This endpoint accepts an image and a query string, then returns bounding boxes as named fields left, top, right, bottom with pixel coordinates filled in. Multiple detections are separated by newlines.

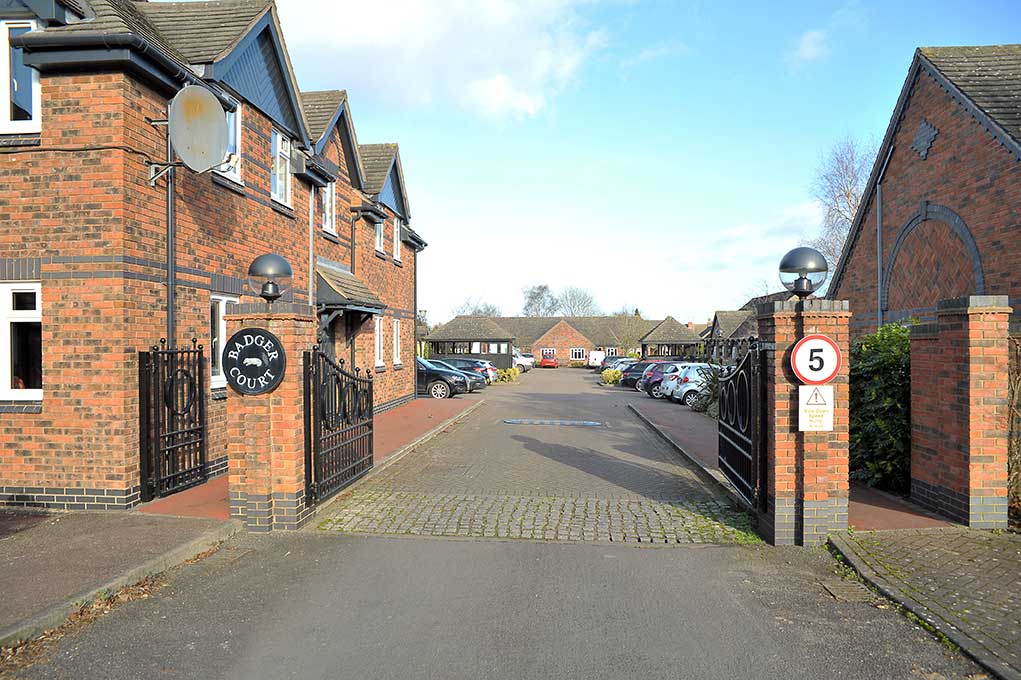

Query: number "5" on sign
left=790, top=334, right=841, bottom=385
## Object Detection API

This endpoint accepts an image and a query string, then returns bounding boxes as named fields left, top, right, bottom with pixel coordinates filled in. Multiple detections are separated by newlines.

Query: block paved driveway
left=316, top=368, right=756, bottom=544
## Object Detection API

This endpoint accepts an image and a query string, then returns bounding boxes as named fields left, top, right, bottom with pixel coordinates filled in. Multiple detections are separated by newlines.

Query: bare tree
left=810, top=135, right=879, bottom=268
left=521, top=284, right=560, bottom=317
left=455, top=298, right=501, bottom=316
left=558, top=287, right=599, bottom=316
left=613, top=306, right=645, bottom=356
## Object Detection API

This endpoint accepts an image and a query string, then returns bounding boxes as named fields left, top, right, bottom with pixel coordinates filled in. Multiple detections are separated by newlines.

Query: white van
left=587, top=350, right=606, bottom=368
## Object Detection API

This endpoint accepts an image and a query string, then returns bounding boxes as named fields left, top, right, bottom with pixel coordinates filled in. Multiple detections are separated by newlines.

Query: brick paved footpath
left=316, top=369, right=758, bottom=544
left=838, top=528, right=1021, bottom=678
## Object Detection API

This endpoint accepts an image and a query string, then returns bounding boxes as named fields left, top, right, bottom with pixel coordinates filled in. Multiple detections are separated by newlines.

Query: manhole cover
left=503, top=419, right=603, bottom=427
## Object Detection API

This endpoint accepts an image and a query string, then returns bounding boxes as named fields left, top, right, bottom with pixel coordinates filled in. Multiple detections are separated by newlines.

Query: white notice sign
left=798, top=385, right=834, bottom=432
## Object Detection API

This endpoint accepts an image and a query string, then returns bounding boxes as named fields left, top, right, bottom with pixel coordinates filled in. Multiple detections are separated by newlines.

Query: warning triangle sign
left=806, top=387, right=827, bottom=406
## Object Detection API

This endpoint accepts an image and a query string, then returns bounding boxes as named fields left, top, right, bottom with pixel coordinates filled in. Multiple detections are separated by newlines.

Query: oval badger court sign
left=790, top=334, right=841, bottom=385
left=222, top=328, right=286, bottom=395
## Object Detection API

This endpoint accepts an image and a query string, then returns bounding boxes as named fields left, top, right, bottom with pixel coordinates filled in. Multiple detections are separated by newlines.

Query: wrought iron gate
left=303, top=346, right=374, bottom=505
left=717, top=343, right=765, bottom=508
left=139, top=339, right=207, bottom=501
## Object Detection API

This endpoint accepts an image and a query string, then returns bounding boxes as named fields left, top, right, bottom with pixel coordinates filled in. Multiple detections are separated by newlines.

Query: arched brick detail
left=881, top=202, right=985, bottom=311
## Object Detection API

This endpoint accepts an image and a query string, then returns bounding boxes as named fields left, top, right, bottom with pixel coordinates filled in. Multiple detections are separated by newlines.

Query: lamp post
left=778, top=246, right=828, bottom=298
left=248, top=254, right=293, bottom=304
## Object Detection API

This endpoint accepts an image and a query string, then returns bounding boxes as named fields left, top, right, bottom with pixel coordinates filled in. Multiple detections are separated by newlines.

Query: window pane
left=9, top=26, right=32, bottom=121
left=12, top=291, right=36, bottom=310
left=210, top=301, right=220, bottom=376
left=11, top=321, right=41, bottom=389
left=225, top=109, right=238, bottom=157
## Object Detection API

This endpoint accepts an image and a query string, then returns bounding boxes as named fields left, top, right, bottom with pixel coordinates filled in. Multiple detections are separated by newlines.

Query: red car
left=539, top=355, right=558, bottom=368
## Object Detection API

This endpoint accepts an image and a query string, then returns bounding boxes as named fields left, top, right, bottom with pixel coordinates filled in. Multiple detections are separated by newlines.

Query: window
left=1, top=21, right=40, bottom=134
left=499, top=343, right=508, bottom=354
left=374, top=220, right=385, bottom=252
left=606, top=347, right=618, bottom=357
left=321, top=181, right=336, bottom=234
left=392, top=318, right=402, bottom=365
left=374, top=317, right=384, bottom=367
left=487, top=343, right=500, bottom=353
left=471, top=342, right=481, bottom=354
left=270, top=129, right=291, bottom=205
left=1, top=282, right=41, bottom=400
left=570, top=348, right=586, bottom=361
left=209, top=294, right=238, bottom=389
left=453, top=342, right=469, bottom=354
left=541, top=348, right=555, bottom=358
left=216, top=97, right=242, bottom=182
left=393, top=218, right=402, bottom=262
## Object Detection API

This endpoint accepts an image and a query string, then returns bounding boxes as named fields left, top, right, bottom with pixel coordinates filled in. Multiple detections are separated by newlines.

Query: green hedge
left=496, top=367, right=521, bottom=383
left=601, top=369, right=622, bottom=385
left=849, top=322, right=912, bottom=492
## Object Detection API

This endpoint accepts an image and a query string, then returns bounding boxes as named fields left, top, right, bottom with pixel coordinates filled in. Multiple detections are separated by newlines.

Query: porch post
left=224, top=302, right=317, bottom=532
left=756, top=299, right=851, bottom=546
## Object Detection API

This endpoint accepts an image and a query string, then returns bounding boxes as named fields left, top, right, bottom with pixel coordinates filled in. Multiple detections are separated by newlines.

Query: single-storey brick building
left=0, top=0, right=425, bottom=509
left=829, top=44, right=1021, bottom=337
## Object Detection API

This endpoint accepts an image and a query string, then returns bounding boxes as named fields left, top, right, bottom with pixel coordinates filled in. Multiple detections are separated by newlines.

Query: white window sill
left=271, top=196, right=292, bottom=210
left=323, top=226, right=338, bottom=236
left=0, top=122, right=42, bottom=135
left=211, top=377, right=227, bottom=390
left=375, top=247, right=386, bottom=255
left=0, top=390, right=42, bottom=401
left=214, top=169, right=244, bottom=185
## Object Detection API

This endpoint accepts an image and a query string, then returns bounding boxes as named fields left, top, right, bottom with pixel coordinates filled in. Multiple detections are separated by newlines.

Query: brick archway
left=881, top=201, right=985, bottom=312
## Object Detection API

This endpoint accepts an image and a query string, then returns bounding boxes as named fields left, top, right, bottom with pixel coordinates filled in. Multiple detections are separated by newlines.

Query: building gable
left=378, top=163, right=407, bottom=218
left=205, top=12, right=308, bottom=145
left=532, top=320, right=596, bottom=352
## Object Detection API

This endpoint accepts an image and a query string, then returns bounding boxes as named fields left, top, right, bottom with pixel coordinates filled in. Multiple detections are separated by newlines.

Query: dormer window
left=1, top=20, right=40, bottom=134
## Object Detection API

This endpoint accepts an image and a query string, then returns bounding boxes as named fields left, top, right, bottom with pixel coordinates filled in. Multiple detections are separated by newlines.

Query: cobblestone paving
left=318, top=490, right=758, bottom=544
left=318, top=370, right=759, bottom=545
left=845, top=528, right=1021, bottom=675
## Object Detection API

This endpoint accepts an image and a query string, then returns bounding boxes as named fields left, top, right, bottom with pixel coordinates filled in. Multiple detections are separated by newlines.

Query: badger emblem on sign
left=243, top=357, right=263, bottom=367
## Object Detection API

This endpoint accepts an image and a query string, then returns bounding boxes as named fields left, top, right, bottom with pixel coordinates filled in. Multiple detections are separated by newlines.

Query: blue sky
left=276, top=0, right=1021, bottom=325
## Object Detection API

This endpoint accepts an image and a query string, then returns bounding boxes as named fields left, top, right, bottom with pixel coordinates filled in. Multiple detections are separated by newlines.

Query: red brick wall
left=909, top=298, right=1009, bottom=528
left=832, top=68, right=1021, bottom=337
left=0, top=67, right=419, bottom=504
left=530, top=321, right=597, bottom=365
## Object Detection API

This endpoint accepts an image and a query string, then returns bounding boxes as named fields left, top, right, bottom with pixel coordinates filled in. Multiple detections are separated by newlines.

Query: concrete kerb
left=626, top=403, right=751, bottom=512
left=0, top=519, right=241, bottom=649
left=309, top=399, right=487, bottom=520
left=828, top=533, right=1021, bottom=680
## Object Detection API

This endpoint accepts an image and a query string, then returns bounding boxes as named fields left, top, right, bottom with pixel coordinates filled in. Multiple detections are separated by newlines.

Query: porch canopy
left=640, top=316, right=702, bottom=358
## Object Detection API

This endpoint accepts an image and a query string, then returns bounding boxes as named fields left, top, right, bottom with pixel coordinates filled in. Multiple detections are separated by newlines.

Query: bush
left=602, top=369, right=622, bottom=385
left=569, top=361, right=586, bottom=368
left=850, top=322, right=912, bottom=492
left=495, top=367, right=521, bottom=383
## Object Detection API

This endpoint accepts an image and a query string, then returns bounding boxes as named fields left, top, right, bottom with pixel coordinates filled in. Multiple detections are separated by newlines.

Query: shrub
left=569, top=361, right=586, bottom=368
left=849, top=322, right=912, bottom=493
left=493, top=367, right=521, bottom=383
left=691, top=365, right=722, bottom=418
left=602, top=369, right=622, bottom=385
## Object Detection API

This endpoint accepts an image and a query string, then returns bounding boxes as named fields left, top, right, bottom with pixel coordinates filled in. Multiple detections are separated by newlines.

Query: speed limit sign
left=790, top=334, right=841, bottom=384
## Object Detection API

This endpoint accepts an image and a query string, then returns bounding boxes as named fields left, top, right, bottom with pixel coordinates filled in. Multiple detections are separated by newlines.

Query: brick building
left=0, top=0, right=425, bottom=509
left=829, top=45, right=1021, bottom=337
left=427, top=315, right=708, bottom=365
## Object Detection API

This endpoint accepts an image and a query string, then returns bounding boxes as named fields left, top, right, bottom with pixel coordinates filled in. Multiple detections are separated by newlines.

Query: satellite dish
left=168, top=85, right=228, bottom=173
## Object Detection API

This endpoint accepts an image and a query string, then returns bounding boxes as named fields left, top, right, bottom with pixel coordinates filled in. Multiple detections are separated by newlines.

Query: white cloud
left=276, top=0, right=607, bottom=120
left=790, top=29, right=829, bottom=65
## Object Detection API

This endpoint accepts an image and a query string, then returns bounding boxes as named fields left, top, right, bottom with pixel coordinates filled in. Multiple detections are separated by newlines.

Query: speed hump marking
left=790, top=334, right=841, bottom=385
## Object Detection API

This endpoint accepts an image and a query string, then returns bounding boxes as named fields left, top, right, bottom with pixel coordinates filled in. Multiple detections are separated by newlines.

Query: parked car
left=587, top=350, right=606, bottom=368
left=429, top=359, right=487, bottom=392
left=603, top=356, right=635, bottom=372
left=639, top=361, right=690, bottom=397
left=512, top=348, right=533, bottom=372
left=479, top=360, right=499, bottom=382
left=442, top=358, right=497, bottom=383
left=539, top=355, right=558, bottom=368
left=664, top=363, right=720, bottom=406
left=416, top=357, right=468, bottom=399
left=620, top=361, right=656, bottom=387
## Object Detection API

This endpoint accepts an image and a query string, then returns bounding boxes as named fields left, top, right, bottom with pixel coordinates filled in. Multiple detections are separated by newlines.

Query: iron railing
left=717, top=343, right=765, bottom=508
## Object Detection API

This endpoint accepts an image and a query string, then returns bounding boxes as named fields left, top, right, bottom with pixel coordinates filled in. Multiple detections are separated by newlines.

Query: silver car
left=664, top=363, right=720, bottom=406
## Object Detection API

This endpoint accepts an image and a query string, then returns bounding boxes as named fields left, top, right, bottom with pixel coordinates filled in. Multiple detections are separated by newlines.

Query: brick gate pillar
left=224, top=302, right=316, bottom=532
left=909, top=295, right=1010, bottom=528
left=757, top=299, right=851, bottom=546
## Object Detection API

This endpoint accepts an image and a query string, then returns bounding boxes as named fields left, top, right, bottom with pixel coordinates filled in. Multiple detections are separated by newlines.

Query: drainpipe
left=165, top=111, right=176, bottom=348
left=875, top=146, right=894, bottom=327
left=309, top=186, right=315, bottom=309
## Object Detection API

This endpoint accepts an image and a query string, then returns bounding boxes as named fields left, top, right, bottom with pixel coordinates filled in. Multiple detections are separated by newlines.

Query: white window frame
left=606, top=347, right=618, bottom=357
left=374, top=317, right=384, bottom=367
left=375, top=219, right=385, bottom=253
left=0, top=281, right=42, bottom=400
left=270, top=129, right=292, bottom=206
left=392, top=318, right=402, bottom=366
left=321, top=181, right=336, bottom=235
left=0, top=20, right=41, bottom=135
left=209, top=294, right=238, bottom=389
left=215, top=96, right=242, bottom=183
left=570, top=348, right=586, bottom=361
left=541, top=348, right=555, bottom=358
left=393, top=217, right=402, bottom=262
